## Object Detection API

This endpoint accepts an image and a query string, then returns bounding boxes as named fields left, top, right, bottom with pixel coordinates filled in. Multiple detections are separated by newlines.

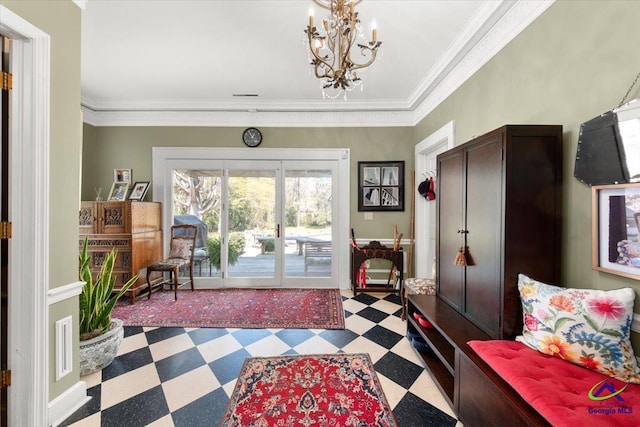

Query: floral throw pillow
left=169, top=238, right=192, bottom=260
left=517, top=273, right=640, bottom=383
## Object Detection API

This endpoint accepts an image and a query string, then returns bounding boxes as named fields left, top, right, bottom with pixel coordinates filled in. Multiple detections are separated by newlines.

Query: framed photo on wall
left=592, top=182, right=640, bottom=280
left=358, top=161, right=404, bottom=211
left=128, top=181, right=150, bottom=201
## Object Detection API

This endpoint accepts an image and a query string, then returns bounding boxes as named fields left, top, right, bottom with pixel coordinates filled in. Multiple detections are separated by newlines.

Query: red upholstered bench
left=468, top=340, right=640, bottom=427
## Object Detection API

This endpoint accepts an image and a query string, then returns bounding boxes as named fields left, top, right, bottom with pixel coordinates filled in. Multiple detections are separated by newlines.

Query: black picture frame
left=358, top=161, right=404, bottom=211
left=128, top=181, right=150, bottom=201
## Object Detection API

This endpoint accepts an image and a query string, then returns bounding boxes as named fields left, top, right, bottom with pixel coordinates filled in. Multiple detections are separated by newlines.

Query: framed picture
left=128, top=181, right=150, bottom=201
left=592, top=183, right=640, bottom=280
left=358, top=161, right=404, bottom=211
left=107, top=181, right=129, bottom=201
left=114, top=168, right=132, bottom=183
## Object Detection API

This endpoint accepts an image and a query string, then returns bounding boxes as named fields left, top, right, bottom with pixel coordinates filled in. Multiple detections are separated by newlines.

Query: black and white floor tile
left=60, top=291, right=461, bottom=427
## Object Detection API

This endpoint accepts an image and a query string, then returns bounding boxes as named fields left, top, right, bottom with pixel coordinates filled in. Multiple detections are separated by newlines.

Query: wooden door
left=97, top=201, right=129, bottom=234
left=80, top=201, right=130, bottom=234
left=463, top=133, right=503, bottom=338
left=436, top=147, right=465, bottom=311
left=79, top=201, right=97, bottom=234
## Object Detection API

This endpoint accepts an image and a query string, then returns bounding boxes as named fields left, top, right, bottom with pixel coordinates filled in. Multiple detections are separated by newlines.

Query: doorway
left=0, top=33, right=9, bottom=427
left=0, top=7, right=51, bottom=425
left=414, top=121, right=454, bottom=278
left=154, top=148, right=350, bottom=289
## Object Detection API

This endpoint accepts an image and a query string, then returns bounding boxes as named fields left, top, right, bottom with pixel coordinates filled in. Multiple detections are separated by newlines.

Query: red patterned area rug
left=112, top=288, right=345, bottom=329
left=220, top=353, right=398, bottom=427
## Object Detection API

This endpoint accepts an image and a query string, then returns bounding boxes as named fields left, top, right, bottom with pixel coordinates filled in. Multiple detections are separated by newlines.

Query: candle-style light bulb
left=372, top=20, right=377, bottom=42
left=309, top=7, right=315, bottom=28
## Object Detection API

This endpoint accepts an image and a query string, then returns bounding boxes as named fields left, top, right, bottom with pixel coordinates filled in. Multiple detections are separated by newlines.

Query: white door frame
left=414, top=121, right=454, bottom=278
left=0, top=6, right=50, bottom=426
left=152, top=147, right=351, bottom=288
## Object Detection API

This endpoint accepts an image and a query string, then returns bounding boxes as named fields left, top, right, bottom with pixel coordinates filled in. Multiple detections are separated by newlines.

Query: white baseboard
left=48, top=381, right=89, bottom=427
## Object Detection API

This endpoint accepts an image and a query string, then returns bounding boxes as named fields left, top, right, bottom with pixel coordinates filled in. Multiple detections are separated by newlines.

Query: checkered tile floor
left=60, top=291, right=461, bottom=427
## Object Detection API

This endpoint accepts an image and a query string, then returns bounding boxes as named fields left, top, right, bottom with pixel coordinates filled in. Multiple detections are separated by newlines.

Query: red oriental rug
left=220, top=353, right=398, bottom=427
left=112, top=288, right=345, bottom=329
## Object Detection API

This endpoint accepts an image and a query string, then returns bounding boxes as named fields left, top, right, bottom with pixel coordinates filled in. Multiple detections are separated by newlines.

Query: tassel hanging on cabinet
left=454, top=246, right=467, bottom=266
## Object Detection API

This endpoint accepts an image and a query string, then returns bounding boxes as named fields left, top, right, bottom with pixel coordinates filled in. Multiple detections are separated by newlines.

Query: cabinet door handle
left=457, top=230, right=468, bottom=234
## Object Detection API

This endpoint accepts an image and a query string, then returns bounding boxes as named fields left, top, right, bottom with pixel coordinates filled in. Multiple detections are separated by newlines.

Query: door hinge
left=1, top=370, right=11, bottom=388
left=1, top=71, right=12, bottom=91
left=0, top=221, right=11, bottom=239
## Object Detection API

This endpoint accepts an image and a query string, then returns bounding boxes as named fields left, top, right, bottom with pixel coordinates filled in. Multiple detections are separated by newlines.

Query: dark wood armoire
left=436, top=125, right=563, bottom=339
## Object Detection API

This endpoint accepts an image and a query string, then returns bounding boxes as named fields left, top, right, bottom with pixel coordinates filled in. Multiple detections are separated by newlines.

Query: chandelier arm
left=346, top=45, right=381, bottom=71
left=312, top=0, right=362, bottom=10
left=345, top=57, right=377, bottom=72
left=306, top=28, right=338, bottom=78
left=337, top=5, right=357, bottom=71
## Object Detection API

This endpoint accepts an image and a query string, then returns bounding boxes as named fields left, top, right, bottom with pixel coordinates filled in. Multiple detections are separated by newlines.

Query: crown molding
left=82, top=0, right=554, bottom=128
left=412, top=0, right=555, bottom=122
left=72, top=0, right=88, bottom=10
left=80, top=96, right=412, bottom=113
left=406, top=0, right=508, bottom=110
left=81, top=106, right=416, bottom=127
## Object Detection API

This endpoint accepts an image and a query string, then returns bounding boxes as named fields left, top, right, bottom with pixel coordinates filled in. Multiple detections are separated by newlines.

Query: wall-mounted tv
left=574, top=99, right=640, bottom=186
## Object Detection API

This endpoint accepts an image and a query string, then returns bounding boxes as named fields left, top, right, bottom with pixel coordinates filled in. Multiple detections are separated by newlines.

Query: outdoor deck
left=193, top=245, right=331, bottom=278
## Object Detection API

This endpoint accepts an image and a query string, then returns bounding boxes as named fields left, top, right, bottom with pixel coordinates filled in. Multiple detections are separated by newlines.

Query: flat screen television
left=574, top=99, right=640, bottom=186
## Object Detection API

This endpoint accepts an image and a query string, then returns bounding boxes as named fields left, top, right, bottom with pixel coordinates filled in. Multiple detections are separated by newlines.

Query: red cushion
left=468, top=340, right=640, bottom=427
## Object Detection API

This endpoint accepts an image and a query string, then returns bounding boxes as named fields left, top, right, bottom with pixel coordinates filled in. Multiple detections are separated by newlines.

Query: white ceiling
left=78, top=0, right=553, bottom=127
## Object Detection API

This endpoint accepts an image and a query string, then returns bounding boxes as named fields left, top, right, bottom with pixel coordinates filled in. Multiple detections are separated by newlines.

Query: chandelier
left=304, top=0, right=382, bottom=99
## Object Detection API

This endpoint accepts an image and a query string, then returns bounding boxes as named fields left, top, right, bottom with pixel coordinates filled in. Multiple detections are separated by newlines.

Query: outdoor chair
left=146, top=224, right=197, bottom=300
left=304, top=241, right=332, bottom=272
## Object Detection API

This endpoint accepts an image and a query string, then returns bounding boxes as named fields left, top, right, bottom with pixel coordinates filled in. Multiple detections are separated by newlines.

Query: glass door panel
left=172, top=168, right=222, bottom=278
left=283, top=163, right=335, bottom=283
left=284, top=169, right=332, bottom=277
left=226, top=168, right=277, bottom=280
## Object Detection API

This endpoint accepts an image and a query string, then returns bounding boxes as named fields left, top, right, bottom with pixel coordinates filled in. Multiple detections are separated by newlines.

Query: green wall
left=82, top=125, right=415, bottom=238
left=1, top=0, right=82, bottom=404
left=415, top=0, right=640, bottom=300
left=4, top=0, right=640, bottom=417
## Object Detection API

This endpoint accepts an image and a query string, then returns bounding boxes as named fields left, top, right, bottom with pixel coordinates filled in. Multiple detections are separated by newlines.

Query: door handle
left=276, top=224, right=280, bottom=238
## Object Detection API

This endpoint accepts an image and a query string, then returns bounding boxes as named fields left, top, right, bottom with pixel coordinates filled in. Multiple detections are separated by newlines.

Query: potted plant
left=78, top=236, right=137, bottom=375
left=207, top=232, right=245, bottom=271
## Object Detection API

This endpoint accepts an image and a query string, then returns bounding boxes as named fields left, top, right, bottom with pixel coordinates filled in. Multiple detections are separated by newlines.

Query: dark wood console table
left=351, top=241, right=403, bottom=295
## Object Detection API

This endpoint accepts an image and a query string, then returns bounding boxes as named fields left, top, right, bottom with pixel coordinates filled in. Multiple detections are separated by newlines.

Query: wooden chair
left=146, top=224, right=197, bottom=300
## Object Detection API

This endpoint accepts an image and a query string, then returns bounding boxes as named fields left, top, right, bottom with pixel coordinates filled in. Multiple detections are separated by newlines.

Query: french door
left=164, top=155, right=339, bottom=288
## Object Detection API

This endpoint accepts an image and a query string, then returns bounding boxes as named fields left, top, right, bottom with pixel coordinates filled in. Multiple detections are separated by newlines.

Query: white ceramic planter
left=79, top=318, right=124, bottom=376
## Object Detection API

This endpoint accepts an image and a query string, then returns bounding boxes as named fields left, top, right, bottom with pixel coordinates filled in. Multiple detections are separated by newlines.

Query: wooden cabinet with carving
left=79, top=201, right=163, bottom=303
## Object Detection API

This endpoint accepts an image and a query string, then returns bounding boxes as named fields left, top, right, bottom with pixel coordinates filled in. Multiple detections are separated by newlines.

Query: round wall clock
left=242, top=127, right=263, bottom=147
